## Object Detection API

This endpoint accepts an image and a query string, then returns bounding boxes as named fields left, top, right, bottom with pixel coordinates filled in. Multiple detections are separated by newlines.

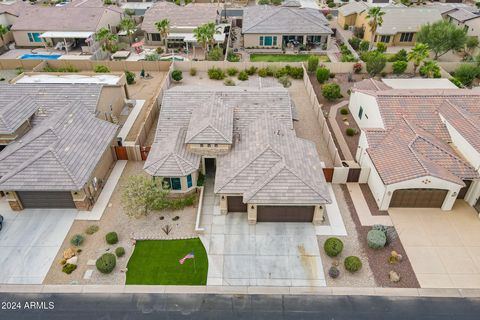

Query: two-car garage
left=389, top=189, right=448, bottom=208
left=16, top=191, right=76, bottom=209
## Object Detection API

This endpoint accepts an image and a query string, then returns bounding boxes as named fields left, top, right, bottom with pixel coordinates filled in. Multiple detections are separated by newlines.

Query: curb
left=1, top=285, right=480, bottom=297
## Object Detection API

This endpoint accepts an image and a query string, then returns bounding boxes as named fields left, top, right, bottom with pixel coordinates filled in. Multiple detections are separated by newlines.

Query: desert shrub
left=70, top=234, right=85, bottom=246
left=376, top=42, right=387, bottom=53
left=324, top=237, right=344, bottom=257
left=348, top=37, right=361, bottom=50
left=115, top=247, right=125, bottom=258
left=227, top=50, right=240, bottom=62
left=156, top=47, right=164, bottom=54
left=287, top=66, right=304, bottom=79
left=105, top=232, right=118, bottom=245
left=307, top=55, right=319, bottom=72
left=353, top=63, right=362, bottom=74
left=96, top=253, right=116, bottom=274
left=258, top=67, right=269, bottom=77
left=171, top=69, right=183, bottom=82
left=125, top=70, right=135, bottom=84
left=62, top=263, right=77, bottom=274
left=278, top=75, right=291, bottom=88
left=322, top=83, right=342, bottom=101
left=419, top=61, right=441, bottom=78
left=359, top=40, right=370, bottom=52
left=85, top=225, right=99, bottom=235
left=389, top=49, right=408, bottom=62
left=94, top=65, right=111, bottom=73
left=367, top=229, right=387, bottom=249
left=364, top=51, right=387, bottom=76
left=207, top=67, right=225, bottom=80
left=316, top=66, right=330, bottom=83
left=344, top=256, right=362, bottom=273
left=392, top=61, right=408, bottom=75
left=207, top=46, right=223, bottom=61
left=326, top=14, right=333, bottom=20
left=453, top=64, right=480, bottom=87
left=145, top=53, right=160, bottom=61
left=328, top=266, right=340, bottom=279
left=245, top=66, right=257, bottom=75
left=226, top=67, right=238, bottom=76
left=271, top=0, right=282, bottom=5
left=449, top=77, right=463, bottom=88
left=189, top=68, right=197, bottom=76
left=238, top=71, right=249, bottom=81
left=224, top=78, right=236, bottom=86
left=340, top=108, right=349, bottom=115
left=346, top=128, right=357, bottom=136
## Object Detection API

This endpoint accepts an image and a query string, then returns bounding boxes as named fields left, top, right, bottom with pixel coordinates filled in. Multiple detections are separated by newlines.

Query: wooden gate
left=115, top=146, right=128, bottom=160
left=323, top=168, right=334, bottom=182
left=140, top=146, right=151, bottom=161
left=347, top=168, right=362, bottom=182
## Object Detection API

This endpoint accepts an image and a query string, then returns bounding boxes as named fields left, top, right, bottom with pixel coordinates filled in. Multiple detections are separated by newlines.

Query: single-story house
left=0, top=83, right=126, bottom=210
left=141, top=2, right=224, bottom=48
left=10, top=6, right=122, bottom=53
left=445, top=7, right=480, bottom=37
left=338, top=3, right=442, bottom=47
left=0, top=1, right=24, bottom=49
left=242, top=1, right=333, bottom=50
left=144, top=87, right=331, bottom=224
left=349, top=79, right=480, bottom=213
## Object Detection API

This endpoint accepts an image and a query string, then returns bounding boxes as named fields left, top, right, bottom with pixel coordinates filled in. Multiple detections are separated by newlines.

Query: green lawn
left=126, top=239, right=208, bottom=285
left=250, top=54, right=330, bottom=62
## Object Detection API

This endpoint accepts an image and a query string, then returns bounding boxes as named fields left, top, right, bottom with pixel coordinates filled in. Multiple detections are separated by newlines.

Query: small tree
left=121, top=175, right=169, bottom=218
left=119, top=18, right=136, bottom=45
left=392, top=60, right=407, bottom=75
left=365, top=51, right=386, bottom=76
left=465, top=36, right=479, bottom=56
left=408, top=43, right=429, bottom=75
left=0, top=24, right=8, bottom=50
left=453, top=63, right=480, bottom=87
left=416, top=20, right=467, bottom=60
left=316, top=66, right=330, bottom=83
left=322, top=83, right=342, bottom=101
left=307, top=55, right=319, bottom=73
left=171, top=69, right=183, bottom=82
left=376, top=42, right=387, bottom=53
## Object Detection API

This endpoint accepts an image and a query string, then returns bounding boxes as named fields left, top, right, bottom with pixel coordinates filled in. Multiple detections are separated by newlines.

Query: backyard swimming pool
left=19, top=54, right=62, bottom=60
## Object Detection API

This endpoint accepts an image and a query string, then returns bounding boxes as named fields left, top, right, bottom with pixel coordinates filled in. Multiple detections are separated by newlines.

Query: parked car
left=0, top=214, right=3, bottom=231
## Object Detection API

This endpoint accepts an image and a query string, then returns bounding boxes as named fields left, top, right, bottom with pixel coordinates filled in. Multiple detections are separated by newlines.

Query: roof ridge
left=284, top=164, right=331, bottom=203
left=243, top=6, right=283, bottom=33
left=443, top=99, right=479, bottom=131
left=243, top=161, right=285, bottom=202
left=49, top=147, right=82, bottom=188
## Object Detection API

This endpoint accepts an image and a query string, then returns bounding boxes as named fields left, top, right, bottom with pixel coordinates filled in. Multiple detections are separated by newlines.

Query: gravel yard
left=43, top=161, right=198, bottom=285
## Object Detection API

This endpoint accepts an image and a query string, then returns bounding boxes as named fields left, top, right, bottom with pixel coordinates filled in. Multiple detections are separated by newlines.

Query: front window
left=27, top=32, right=42, bottom=43
left=380, top=35, right=390, bottom=43
left=150, top=33, right=161, bottom=42
left=187, top=174, right=192, bottom=188
left=164, top=177, right=182, bottom=190
left=399, top=33, right=414, bottom=42
left=260, top=36, right=277, bottom=46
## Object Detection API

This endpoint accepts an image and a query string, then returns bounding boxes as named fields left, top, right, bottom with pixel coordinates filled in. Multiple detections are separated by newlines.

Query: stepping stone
left=83, top=270, right=93, bottom=280
left=87, top=259, right=96, bottom=266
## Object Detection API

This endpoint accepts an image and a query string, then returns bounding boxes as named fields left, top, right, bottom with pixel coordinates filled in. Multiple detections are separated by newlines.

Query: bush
left=328, top=1, right=335, bottom=8
left=323, top=237, right=344, bottom=257
left=328, top=266, right=340, bottom=279
left=189, top=68, right=197, bottom=76
left=238, top=71, right=249, bottom=81
left=359, top=40, right=370, bottom=52
left=287, top=66, right=304, bottom=79
left=171, top=69, right=183, bottom=82
left=307, top=55, right=319, bottom=72
left=389, top=49, right=407, bottom=62
left=348, top=37, right=361, bottom=50
left=70, top=234, right=85, bottom=246
left=197, top=172, right=205, bottom=186
left=94, top=65, right=111, bottom=73
left=353, top=63, right=362, bottom=74
left=344, top=256, right=362, bottom=273
left=85, top=225, right=99, bottom=235
left=345, top=128, right=357, bottom=136
left=156, top=47, right=164, bottom=54
left=392, top=61, right=408, bottom=75
left=278, top=75, right=291, bottom=88
left=96, top=253, right=116, bottom=274
left=207, top=67, right=225, bottom=80
left=372, top=224, right=388, bottom=234
left=207, top=46, right=223, bottom=61
left=258, top=67, right=269, bottom=77
left=376, top=42, right=387, bottom=53
left=226, top=67, right=238, bottom=76
left=449, top=77, right=463, bottom=88
left=316, top=66, right=330, bottom=83
left=419, top=61, right=441, bottom=78
left=367, top=229, right=387, bottom=249
left=125, top=70, right=135, bottom=85
left=364, top=51, right=387, bottom=76
left=245, top=66, right=257, bottom=76
left=224, top=78, right=236, bottom=86
left=62, top=263, right=77, bottom=274
left=322, top=83, right=342, bottom=101
left=340, top=108, right=349, bottom=115
left=453, top=64, right=480, bottom=87
left=115, top=247, right=125, bottom=258
left=145, top=53, right=160, bottom=61
left=227, top=50, right=240, bottom=62
left=105, top=232, right=118, bottom=245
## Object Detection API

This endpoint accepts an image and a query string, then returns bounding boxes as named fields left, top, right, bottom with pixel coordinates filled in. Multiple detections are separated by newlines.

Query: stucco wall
left=12, top=30, right=46, bottom=47
left=244, top=34, right=282, bottom=49
left=97, top=85, right=127, bottom=118
left=187, top=143, right=231, bottom=156
left=349, top=91, right=384, bottom=129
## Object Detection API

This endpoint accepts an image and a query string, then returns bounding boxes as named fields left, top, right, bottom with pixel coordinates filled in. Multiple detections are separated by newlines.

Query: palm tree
left=120, top=18, right=136, bottom=45
left=408, top=43, right=430, bottom=75
left=155, top=19, right=170, bottom=46
left=193, top=22, right=218, bottom=59
left=0, top=24, right=8, bottom=51
left=95, top=27, right=118, bottom=54
left=366, top=7, right=385, bottom=51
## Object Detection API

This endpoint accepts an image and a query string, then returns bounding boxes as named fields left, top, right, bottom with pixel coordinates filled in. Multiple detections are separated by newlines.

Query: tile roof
left=338, top=2, right=369, bottom=17
left=185, top=98, right=234, bottom=145
left=145, top=87, right=331, bottom=205
left=0, top=96, right=38, bottom=134
left=141, top=2, right=219, bottom=34
left=242, top=5, right=332, bottom=34
left=375, top=8, right=442, bottom=35
left=0, top=102, right=118, bottom=191
left=447, top=8, right=480, bottom=22
left=10, top=6, right=121, bottom=31
left=353, top=79, right=391, bottom=91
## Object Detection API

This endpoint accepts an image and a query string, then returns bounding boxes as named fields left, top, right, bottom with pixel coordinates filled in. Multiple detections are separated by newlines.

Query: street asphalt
left=1, top=293, right=480, bottom=319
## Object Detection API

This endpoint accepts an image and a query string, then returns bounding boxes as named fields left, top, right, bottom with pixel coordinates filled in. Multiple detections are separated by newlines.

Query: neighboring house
left=141, top=2, right=223, bottom=48
left=144, top=87, right=331, bottom=224
left=10, top=6, right=122, bottom=53
left=445, top=7, right=480, bottom=37
left=338, top=3, right=442, bottom=47
left=242, top=1, right=333, bottom=50
left=0, top=1, right=24, bottom=48
left=0, top=83, right=126, bottom=211
left=349, top=79, right=480, bottom=213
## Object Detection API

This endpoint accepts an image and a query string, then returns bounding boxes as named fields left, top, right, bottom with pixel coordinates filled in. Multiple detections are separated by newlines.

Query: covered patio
left=39, top=31, right=98, bottom=55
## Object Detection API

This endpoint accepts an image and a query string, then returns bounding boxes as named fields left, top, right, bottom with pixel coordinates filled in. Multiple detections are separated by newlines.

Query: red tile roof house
left=348, top=79, right=480, bottom=213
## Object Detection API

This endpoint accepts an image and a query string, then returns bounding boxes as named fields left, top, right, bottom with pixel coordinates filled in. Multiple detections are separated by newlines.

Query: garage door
left=389, top=189, right=448, bottom=208
left=257, top=206, right=314, bottom=222
left=17, top=191, right=76, bottom=209
left=227, top=196, right=247, bottom=212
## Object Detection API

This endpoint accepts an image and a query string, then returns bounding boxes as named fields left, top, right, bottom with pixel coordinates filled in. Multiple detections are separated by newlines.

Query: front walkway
left=389, top=201, right=480, bottom=289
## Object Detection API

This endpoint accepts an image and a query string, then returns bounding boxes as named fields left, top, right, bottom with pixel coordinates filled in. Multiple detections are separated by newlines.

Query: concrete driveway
left=0, top=198, right=76, bottom=284
left=389, top=201, right=480, bottom=289
left=202, top=212, right=325, bottom=287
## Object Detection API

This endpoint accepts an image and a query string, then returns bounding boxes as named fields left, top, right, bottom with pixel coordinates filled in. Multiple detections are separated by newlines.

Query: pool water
left=19, top=54, right=62, bottom=60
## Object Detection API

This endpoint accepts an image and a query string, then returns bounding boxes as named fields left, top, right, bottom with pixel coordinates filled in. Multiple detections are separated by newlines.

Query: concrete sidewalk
left=347, top=183, right=393, bottom=226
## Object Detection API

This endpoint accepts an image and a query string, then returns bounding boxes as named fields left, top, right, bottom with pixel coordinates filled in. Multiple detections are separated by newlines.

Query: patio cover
left=167, top=33, right=225, bottom=43
left=40, top=31, right=94, bottom=39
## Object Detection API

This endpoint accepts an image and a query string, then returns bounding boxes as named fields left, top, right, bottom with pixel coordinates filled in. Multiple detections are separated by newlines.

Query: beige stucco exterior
left=97, top=85, right=127, bottom=119
left=187, top=143, right=231, bottom=156
left=243, top=33, right=331, bottom=49
left=0, top=119, right=32, bottom=147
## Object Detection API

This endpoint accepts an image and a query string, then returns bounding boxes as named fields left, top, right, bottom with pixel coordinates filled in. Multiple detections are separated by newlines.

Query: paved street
left=0, top=293, right=479, bottom=319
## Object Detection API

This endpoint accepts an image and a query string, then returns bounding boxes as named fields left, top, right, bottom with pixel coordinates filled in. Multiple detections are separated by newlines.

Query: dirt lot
left=43, top=161, right=198, bottom=285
